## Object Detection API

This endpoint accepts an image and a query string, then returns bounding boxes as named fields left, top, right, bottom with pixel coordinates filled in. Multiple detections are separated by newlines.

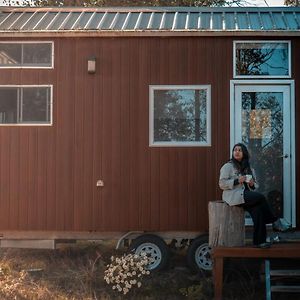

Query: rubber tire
left=129, top=234, right=169, bottom=271
left=187, top=235, right=212, bottom=273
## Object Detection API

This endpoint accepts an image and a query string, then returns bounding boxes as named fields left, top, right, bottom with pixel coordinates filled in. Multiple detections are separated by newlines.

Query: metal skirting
left=0, top=239, right=55, bottom=249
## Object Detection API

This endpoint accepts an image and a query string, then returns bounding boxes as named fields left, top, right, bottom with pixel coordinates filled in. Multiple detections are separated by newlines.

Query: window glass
left=0, top=44, right=21, bottom=66
left=235, top=42, right=289, bottom=77
left=151, top=86, right=210, bottom=146
left=0, top=88, right=18, bottom=123
left=22, top=87, right=50, bottom=123
left=23, top=43, right=52, bottom=66
left=0, top=42, right=52, bottom=67
left=0, top=86, right=51, bottom=125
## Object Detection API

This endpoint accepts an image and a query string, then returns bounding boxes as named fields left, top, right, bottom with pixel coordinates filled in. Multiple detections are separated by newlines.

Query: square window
left=234, top=41, right=290, bottom=78
left=150, top=85, right=211, bottom=147
left=0, top=86, right=52, bottom=125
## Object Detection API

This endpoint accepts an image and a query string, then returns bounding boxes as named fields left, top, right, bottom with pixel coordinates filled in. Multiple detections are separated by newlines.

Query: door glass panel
left=241, top=91, right=283, bottom=217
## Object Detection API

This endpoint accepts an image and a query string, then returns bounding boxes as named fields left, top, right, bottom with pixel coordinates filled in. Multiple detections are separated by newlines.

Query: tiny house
left=0, top=6, right=299, bottom=271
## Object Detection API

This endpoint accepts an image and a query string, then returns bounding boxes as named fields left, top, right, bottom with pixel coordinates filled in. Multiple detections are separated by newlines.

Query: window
left=0, top=42, right=53, bottom=68
left=0, top=86, right=52, bottom=125
left=149, top=85, right=211, bottom=147
left=234, top=41, right=291, bottom=78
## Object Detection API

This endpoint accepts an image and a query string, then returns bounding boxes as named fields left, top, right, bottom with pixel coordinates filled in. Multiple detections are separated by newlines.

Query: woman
left=219, top=143, right=290, bottom=248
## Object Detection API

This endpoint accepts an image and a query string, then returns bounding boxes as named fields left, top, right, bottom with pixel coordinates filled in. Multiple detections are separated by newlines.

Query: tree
left=4, top=0, right=247, bottom=7
left=154, top=89, right=207, bottom=143
left=284, top=0, right=299, bottom=6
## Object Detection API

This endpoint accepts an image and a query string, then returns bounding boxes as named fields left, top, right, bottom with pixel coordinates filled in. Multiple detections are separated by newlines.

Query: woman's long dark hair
left=231, top=143, right=252, bottom=175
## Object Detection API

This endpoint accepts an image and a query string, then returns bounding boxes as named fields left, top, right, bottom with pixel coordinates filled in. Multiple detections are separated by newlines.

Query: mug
left=245, top=174, right=252, bottom=183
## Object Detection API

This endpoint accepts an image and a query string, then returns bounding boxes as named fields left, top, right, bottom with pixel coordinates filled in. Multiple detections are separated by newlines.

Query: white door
left=232, top=82, right=295, bottom=226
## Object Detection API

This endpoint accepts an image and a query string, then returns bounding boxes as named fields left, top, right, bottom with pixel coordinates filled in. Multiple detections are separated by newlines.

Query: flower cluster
left=104, top=252, right=152, bottom=295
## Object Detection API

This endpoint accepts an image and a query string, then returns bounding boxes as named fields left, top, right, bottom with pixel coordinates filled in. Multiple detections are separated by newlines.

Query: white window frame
left=149, top=85, right=211, bottom=147
left=0, top=41, right=54, bottom=69
left=0, top=85, right=53, bottom=126
left=233, top=40, right=291, bottom=79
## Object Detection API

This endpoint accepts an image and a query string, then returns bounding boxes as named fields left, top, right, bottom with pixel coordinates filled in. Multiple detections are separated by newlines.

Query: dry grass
left=0, top=241, right=290, bottom=300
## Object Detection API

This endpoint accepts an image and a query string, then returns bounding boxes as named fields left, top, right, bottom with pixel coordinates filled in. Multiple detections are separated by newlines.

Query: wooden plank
left=110, top=37, right=121, bottom=231
left=149, top=38, right=161, bottom=231
left=19, top=127, right=29, bottom=229
left=270, top=270, right=300, bottom=276
left=271, top=286, right=300, bottom=292
left=55, top=38, right=75, bottom=231
left=36, top=127, right=48, bottom=229
left=9, top=128, right=20, bottom=229
left=82, top=37, right=95, bottom=231
left=118, top=38, right=130, bottom=231
left=138, top=37, right=151, bottom=230
left=92, top=38, right=103, bottom=230
left=213, top=244, right=300, bottom=258
left=101, top=38, right=114, bottom=230
left=178, top=150, right=188, bottom=230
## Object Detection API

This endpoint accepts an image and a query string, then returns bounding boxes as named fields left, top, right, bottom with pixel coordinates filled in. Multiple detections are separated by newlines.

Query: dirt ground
left=0, top=241, right=299, bottom=299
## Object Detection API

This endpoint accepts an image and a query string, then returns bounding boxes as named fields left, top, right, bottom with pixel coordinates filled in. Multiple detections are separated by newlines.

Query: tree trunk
left=209, top=201, right=245, bottom=247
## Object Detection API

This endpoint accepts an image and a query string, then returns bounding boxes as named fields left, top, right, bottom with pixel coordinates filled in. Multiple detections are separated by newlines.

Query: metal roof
left=0, top=6, right=299, bottom=36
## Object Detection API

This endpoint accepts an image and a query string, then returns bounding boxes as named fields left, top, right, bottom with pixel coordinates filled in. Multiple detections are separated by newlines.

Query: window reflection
left=241, top=91, right=283, bottom=217
left=235, top=42, right=289, bottom=77
left=153, top=88, right=208, bottom=143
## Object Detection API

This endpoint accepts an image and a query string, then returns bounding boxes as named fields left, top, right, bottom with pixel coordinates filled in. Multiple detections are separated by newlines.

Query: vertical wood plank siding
left=0, top=36, right=298, bottom=232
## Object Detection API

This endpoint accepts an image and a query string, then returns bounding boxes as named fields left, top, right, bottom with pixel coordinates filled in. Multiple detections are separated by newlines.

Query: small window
left=149, top=85, right=211, bottom=147
left=234, top=41, right=290, bottom=78
left=0, top=86, right=52, bottom=125
left=0, top=42, right=53, bottom=68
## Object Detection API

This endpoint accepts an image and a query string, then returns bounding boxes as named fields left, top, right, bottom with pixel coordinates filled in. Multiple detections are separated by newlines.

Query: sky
left=0, top=0, right=287, bottom=7
left=250, top=0, right=285, bottom=6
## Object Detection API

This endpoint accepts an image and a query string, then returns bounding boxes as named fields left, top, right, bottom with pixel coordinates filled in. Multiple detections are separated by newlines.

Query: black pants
left=241, top=190, right=277, bottom=245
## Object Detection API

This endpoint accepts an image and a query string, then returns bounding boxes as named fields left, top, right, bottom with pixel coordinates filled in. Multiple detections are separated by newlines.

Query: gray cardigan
left=219, top=161, right=259, bottom=206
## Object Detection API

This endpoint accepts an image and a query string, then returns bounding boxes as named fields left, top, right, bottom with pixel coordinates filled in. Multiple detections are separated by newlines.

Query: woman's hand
left=248, top=179, right=255, bottom=187
left=238, top=175, right=246, bottom=184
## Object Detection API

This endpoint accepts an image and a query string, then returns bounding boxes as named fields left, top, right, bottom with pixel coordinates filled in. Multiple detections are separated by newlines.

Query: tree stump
left=208, top=200, right=245, bottom=247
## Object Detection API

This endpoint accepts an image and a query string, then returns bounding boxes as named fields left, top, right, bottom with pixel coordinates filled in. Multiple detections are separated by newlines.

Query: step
left=270, top=270, right=300, bottom=276
left=271, top=285, right=300, bottom=293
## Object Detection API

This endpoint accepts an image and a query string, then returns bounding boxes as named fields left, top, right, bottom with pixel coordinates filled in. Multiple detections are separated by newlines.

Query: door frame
left=230, top=80, right=296, bottom=226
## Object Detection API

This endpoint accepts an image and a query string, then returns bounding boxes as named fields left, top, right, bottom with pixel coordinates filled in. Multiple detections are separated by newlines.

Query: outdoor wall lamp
left=87, top=57, right=96, bottom=74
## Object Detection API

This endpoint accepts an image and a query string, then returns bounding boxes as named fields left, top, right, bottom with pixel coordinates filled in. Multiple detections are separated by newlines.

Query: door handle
left=278, top=154, right=289, bottom=158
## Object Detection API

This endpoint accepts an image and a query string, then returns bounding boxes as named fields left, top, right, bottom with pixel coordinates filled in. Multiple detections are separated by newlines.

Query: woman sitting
left=219, top=143, right=291, bottom=248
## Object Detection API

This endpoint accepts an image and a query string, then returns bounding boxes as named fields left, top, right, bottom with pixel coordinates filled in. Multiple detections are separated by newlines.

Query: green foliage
left=284, top=0, right=299, bottom=5
left=3, top=0, right=247, bottom=7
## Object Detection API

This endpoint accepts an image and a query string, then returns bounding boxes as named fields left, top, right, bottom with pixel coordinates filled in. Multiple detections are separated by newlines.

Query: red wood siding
left=0, top=36, right=298, bottom=232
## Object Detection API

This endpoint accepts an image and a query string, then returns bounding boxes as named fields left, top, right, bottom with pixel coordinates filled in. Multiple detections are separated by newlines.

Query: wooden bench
left=212, top=243, right=300, bottom=300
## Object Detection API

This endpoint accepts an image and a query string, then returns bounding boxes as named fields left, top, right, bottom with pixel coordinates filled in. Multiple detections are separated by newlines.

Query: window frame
left=149, top=84, right=211, bottom=147
left=233, top=40, right=291, bottom=79
left=0, top=85, right=53, bottom=126
left=0, top=41, right=54, bottom=69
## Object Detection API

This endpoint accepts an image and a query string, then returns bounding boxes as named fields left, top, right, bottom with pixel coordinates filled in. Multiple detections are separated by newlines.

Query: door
left=232, top=83, right=295, bottom=225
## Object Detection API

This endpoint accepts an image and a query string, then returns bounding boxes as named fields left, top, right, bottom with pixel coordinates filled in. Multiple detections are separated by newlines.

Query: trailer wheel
left=187, top=235, right=212, bottom=272
left=129, top=234, right=169, bottom=271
